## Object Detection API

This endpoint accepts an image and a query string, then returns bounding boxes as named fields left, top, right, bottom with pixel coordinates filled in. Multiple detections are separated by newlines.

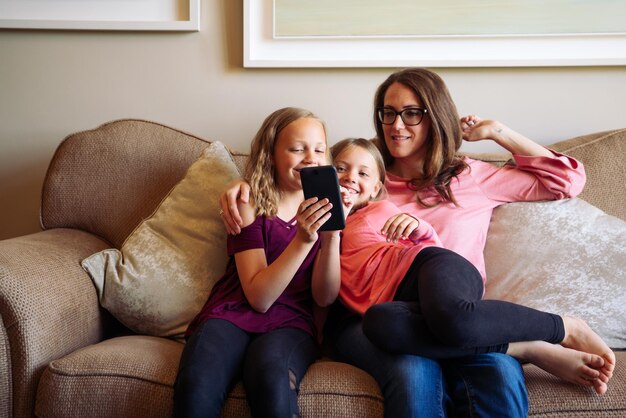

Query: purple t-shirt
left=186, top=215, right=320, bottom=338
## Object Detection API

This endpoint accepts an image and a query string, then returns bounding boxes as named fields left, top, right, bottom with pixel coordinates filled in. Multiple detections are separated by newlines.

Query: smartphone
left=300, top=165, right=346, bottom=231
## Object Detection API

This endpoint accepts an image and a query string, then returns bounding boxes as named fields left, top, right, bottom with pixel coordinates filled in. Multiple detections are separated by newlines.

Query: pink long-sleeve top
left=385, top=150, right=586, bottom=282
left=340, top=200, right=442, bottom=315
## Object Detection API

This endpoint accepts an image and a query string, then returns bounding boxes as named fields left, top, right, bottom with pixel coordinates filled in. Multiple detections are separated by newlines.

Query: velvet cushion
left=81, top=142, right=240, bottom=339
left=484, top=198, right=626, bottom=349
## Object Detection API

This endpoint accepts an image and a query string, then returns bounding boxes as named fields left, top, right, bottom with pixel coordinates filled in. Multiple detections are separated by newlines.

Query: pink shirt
left=339, top=200, right=442, bottom=315
left=385, top=151, right=586, bottom=281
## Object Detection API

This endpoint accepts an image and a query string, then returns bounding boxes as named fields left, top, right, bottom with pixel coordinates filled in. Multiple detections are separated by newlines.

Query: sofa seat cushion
left=35, top=336, right=181, bottom=418
left=524, top=351, right=626, bottom=416
left=35, top=335, right=384, bottom=418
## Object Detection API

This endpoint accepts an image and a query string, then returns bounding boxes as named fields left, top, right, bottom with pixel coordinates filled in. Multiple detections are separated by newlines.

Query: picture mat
left=244, top=0, right=626, bottom=67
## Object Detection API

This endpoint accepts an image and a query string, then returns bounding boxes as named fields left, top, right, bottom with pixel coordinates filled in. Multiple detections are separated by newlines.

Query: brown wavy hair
left=373, top=68, right=468, bottom=206
left=244, top=107, right=328, bottom=217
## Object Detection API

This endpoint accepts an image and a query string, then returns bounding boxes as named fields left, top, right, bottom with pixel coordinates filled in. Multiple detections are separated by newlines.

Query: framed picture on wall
left=0, top=0, right=200, bottom=31
left=244, top=0, right=626, bottom=67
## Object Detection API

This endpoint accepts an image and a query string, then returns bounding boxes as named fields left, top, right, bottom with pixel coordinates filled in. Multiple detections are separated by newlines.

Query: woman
left=328, top=137, right=611, bottom=395
left=219, top=68, right=590, bottom=417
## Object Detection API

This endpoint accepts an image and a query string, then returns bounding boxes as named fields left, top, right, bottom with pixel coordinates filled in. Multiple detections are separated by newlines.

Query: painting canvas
left=274, top=0, right=626, bottom=38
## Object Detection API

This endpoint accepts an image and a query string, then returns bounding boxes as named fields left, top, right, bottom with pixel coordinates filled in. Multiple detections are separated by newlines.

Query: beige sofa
left=1, top=119, right=624, bottom=418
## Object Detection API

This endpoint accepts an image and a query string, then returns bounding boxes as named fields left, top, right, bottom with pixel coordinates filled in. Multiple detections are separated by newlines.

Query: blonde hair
left=244, top=107, right=327, bottom=217
left=331, top=137, right=387, bottom=202
left=373, top=68, right=468, bottom=207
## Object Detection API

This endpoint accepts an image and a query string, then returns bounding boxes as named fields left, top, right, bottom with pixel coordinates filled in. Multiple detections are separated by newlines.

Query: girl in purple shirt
left=173, top=107, right=342, bottom=418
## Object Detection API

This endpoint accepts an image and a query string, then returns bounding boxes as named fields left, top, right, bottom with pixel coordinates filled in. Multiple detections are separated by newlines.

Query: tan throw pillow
left=82, top=141, right=240, bottom=339
left=484, top=198, right=626, bottom=349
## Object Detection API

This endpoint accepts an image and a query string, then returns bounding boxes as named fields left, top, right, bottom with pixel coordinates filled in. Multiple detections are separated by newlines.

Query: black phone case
left=300, top=165, right=346, bottom=231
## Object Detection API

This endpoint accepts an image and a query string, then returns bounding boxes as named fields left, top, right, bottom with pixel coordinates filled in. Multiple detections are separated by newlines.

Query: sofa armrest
left=0, top=228, right=109, bottom=418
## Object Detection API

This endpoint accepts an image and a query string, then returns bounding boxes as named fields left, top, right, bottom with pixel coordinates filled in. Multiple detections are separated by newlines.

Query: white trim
left=0, top=0, right=200, bottom=31
left=244, top=0, right=626, bottom=68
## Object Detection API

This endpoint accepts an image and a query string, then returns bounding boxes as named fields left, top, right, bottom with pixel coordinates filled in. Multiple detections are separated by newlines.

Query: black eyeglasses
left=377, top=107, right=428, bottom=126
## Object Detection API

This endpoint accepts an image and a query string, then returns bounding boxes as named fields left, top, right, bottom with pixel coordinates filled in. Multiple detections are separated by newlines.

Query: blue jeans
left=173, top=318, right=319, bottom=418
left=327, top=310, right=528, bottom=418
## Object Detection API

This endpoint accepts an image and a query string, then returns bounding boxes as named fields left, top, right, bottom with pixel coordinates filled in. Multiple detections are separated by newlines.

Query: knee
left=386, top=355, right=442, bottom=387
left=244, top=354, right=296, bottom=396
left=485, top=353, right=526, bottom=386
left=243, top=364, right=297, bottom=416
left=381, top=356, right=445, bottom=417
left=425, top=307, right=477, bottom=347
left=173, top=367, right=226, bottom=418
left=363, top=303, right=412, bottom=350
left=482, top=354, right=528, bottom=416
left=175, top=365, right=211, bottom=394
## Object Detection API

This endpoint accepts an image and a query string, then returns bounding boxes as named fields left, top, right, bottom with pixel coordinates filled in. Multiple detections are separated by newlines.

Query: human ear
left=370, top=182, right=383, bottom=200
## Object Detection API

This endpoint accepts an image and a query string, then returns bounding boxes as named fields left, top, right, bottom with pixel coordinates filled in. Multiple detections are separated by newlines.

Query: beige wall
left=1, top=0, right=625, bottom=240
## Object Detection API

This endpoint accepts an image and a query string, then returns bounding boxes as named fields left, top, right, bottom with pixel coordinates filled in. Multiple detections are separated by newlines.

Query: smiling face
left=381, top=82, right=431, bottom=174
left=334, top=144, right=383, bottom=211
left=273, top=117, right=328, bottom=193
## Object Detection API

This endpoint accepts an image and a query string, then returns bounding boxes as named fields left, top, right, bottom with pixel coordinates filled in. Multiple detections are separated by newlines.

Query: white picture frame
left=244, top=0, right=626, bottom=68
left=0, top=0, right=200, bottom=31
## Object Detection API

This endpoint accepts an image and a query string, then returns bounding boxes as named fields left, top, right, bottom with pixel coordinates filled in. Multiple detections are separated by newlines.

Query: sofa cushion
left=523, top=357, right=626, bottom=415
left=484, top=198, right=626, bottom=349
left=35, top=335, right=384, bottom=418
left=34, top=335, right=626, bottom=417
left=81, top=142, right=240, bottom=339
left=550, top=128, right=626, bottom=222
left=42, top=119, right=212, bottom=249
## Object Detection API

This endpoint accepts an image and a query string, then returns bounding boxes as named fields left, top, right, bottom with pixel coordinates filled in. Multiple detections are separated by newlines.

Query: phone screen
left=300, top=165, right=346, bottom=231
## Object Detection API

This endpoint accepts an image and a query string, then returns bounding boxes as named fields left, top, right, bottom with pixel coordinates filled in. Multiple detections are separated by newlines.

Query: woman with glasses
left=218, top=68, right=592, bottom=417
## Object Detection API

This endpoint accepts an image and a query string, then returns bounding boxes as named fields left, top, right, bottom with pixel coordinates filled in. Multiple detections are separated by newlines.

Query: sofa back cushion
left=81, top=142, right=240, bottom=339
left=484, top=198, right=626, bottom=349
left=550, top=128, right=626, bottom=221
left=42, top=119, right=211, bottom=248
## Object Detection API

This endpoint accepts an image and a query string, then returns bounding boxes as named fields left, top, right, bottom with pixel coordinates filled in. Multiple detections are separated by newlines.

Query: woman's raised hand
left=461, top=115, right=553, bottom=157
left=460, top=115, right=505, bottom=143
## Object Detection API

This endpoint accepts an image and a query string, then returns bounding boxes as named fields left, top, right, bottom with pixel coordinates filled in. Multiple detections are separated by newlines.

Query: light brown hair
left=244, top=107, right=328, bottom=216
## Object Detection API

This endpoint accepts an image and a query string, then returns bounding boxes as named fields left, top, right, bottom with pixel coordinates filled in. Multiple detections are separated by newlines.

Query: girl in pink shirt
left=331, top=137, right=615, bottom=395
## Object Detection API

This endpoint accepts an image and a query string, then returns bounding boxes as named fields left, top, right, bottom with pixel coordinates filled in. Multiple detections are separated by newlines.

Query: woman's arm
left=461, top=115, right=553, bottom=158
left=219, top=179, right=250, bottom=235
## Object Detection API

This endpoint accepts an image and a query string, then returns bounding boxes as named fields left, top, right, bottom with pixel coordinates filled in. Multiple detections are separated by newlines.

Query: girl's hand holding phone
left=296, top=197, right=333, bottom=243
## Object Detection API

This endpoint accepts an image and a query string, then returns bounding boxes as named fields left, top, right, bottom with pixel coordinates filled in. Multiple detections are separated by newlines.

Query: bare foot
left=561, top=317, right=616, bottom=380
left=507, top=341, right=608, bottom=394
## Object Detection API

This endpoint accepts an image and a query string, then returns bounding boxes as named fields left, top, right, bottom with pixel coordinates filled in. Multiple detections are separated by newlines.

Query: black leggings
left=362, top=247, right=565, bottom=359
